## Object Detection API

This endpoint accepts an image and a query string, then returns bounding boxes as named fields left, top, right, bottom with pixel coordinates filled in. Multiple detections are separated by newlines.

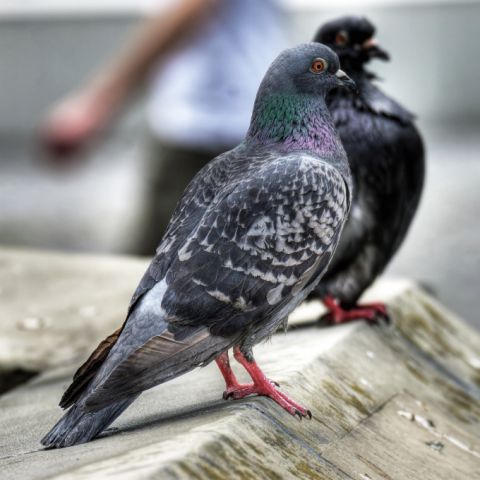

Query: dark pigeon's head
left=314, top=16, right=389, bottom=71
left=256, top=42, right=358, bottom=100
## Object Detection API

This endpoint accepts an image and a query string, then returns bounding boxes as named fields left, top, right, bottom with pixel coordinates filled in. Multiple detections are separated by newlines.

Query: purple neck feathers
left=246, top=93, right=345, bottom=162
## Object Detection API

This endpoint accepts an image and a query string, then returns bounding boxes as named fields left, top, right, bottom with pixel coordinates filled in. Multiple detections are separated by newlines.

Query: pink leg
left=228, top=346, right=311, bottom=420
left=322, top=295, right=388, bottom=325
left=215, top=351, right=254, bottom=400
left=215, top=351, right=280, bottom=400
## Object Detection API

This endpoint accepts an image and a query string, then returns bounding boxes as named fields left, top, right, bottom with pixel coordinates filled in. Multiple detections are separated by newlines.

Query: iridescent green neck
left=246, top=93, right=345, bottom=162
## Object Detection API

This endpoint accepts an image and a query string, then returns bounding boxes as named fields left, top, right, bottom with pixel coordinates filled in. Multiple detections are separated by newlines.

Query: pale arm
left=41, top=0, right=218, bottom=159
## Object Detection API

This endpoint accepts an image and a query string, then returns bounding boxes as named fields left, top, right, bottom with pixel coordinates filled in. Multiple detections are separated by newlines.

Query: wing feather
left=161, top=154, right=349, bottom=336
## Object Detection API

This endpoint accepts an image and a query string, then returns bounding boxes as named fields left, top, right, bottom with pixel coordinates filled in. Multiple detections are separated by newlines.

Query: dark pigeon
left=310, top=16, right=425, bottom=323
left=41, top=43, right=357, bottom=448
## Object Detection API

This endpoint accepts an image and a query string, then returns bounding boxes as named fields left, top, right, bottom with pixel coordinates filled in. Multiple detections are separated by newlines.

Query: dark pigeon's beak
left=362, top=38, right=390, bottom=61
left=334, top=69, right=358, bottom=93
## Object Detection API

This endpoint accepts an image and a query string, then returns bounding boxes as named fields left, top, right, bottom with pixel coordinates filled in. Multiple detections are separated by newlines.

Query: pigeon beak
left=362, top=38, right=390, bottom=61
left=334, top=69, right=358, bottom=93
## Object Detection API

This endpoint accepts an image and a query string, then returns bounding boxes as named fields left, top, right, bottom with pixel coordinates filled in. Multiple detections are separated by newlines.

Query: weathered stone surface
left=1, top=248, right=480, bottom=479
left=0, top=247, right=148, bottom=372
left=323, top=393, right=480, bottom=480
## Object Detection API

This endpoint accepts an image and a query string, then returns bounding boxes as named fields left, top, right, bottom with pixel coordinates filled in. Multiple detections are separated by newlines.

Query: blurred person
left=40, top=0, right=288, bottom=255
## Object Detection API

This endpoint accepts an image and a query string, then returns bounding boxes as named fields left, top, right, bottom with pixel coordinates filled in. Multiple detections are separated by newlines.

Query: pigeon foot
left=222, top=347, right=311, bottom=419
left=225, top=381, right=311, bottom=419
left=322, top=295, right=388, bottom=324
left=216, top=352, right=280, bottom=398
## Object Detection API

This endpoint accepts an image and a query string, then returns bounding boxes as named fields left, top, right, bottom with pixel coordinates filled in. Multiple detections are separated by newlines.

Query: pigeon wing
left=161, top=154, right=349, bottom=337
left=143, top=152, right=349, bottom=340
left=126, top=150, right=238, bottom=313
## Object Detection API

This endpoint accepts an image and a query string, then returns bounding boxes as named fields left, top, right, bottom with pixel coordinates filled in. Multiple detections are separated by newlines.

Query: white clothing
left=147, top=0, right=288, bottom=152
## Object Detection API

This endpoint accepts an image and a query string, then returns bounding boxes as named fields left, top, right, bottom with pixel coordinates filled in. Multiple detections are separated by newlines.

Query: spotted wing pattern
left=161, top=154, right=349, bottom=337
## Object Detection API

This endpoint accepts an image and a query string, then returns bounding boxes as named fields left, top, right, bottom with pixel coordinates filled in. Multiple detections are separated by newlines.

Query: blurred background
left=0, top=0, right=479, bottom=328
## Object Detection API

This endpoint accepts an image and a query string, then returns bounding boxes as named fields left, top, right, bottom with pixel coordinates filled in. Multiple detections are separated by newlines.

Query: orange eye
left=310, top=59, right=326, bottom=74
left=335, top=31, right=349, bottom=46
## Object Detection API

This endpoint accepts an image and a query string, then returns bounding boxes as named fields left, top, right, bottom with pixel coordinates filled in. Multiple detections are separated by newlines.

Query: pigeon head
left=253, top=42, right=357, bottom=101
left=247, top=43, right=356, bottom=164
left=314, top=16, right=389, bottom=71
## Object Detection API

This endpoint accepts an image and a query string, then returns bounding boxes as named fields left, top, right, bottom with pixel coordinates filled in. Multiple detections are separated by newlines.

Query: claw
left=271, top=380, right=280, bottom=387
left=307, top=410, right=312, bottom=420
left=380, top=312, right=391, bottom=325
left=223, top=391, right=235, bottom=400
left=294, top=409, right=302, bottom=421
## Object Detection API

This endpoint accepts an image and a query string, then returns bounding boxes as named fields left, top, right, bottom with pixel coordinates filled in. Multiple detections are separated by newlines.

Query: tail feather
left=41, top=327, right=231, bottom=446
left=84, top=329, right=233, bottom=412
left=41, top=305, right=166, bottom=448
left=41, top=325, right=131, bottom=448
left=60, top=328, right=122, bottom=409
left=40, top=279, right=234, bottom=447
left=41, top=396, right=138, bottom=448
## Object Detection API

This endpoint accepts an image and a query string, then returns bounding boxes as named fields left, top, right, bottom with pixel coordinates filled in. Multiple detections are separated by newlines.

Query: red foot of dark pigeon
left=215, top=348, right=311, bottom=420
left=322, top=295, right=388, bottom=324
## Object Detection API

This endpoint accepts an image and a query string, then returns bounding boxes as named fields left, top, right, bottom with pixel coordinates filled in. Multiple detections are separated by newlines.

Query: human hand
left=39, top=89, right=112, bottom=162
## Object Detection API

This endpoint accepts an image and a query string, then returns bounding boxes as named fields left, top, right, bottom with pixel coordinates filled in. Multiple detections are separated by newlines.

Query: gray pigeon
left=310, top=17, right=425, bottom=323
left=41, top=42, right=357, bottom=448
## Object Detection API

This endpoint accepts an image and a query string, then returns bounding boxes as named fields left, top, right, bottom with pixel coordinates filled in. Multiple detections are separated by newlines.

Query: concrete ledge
left=0, top=247, right=148, bottom=372
left=1, top=248, right=480, bottom=479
